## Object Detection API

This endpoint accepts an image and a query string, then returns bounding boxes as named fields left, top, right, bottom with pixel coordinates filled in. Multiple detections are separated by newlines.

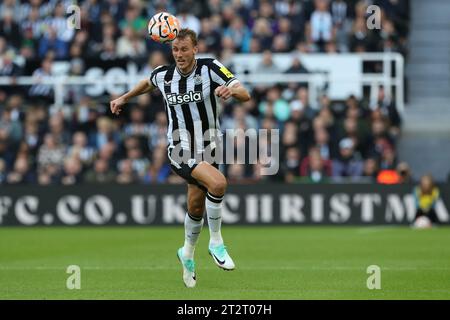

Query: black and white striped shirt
left=150, top=58, right=239, bottom=154
left=29, top=68, right=53, bottom=98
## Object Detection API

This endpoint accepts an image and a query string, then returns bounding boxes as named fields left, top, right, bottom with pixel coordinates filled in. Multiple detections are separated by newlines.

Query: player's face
left=172, top=37, right=198, bottom=72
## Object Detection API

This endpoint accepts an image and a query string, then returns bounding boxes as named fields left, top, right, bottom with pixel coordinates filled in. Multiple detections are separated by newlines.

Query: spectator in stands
left=66, top=58, right=86, bottom=104
left=99, top=39, right=118, bottom=61
left=288, top=98, right=313, bottom=154
left=254, top=50, right=280, bottom=74
left=0, top=35, right=6, bottom=54
left=50, top=1, right=75, bottom=44
left=222, top=105, right=258, bottom=131
left=325, top=40, right=339, bottom=53
left=397, top=161, right=412, bottom=184
left=272, top=34, right=290, bottom=53
left=19, top=28, right=37, bottom=60
left=119, top=5, right=147, bottom=36
left=248, top=37, right=262, bottom=53
left=0, top=49, right=23, bottom=78
left=349, top=15, right=379, bottom=53
left=281, top=146, right=302, bottom=183
left=143, top=146, right=171, bottom=184
left=331, top=0, right=351, bottom=52
left=97, top=20, right=117, bottom=53
left=0, top=128, right=15, bottom=171
left=71, top=96, right=96, bottom=133
left=6, top=155, right=36, bottom=184
left=177, top=2, right=201, bottom=35
left=91, top=117, right=121, bottom=150
left=37, top=133, right=66, bottom=173
left=83, top=158, right=116, bottom=184
left=0, top=0, right=21, bottom=21
left=123, top=107, right=152, bottom=142
left=148, top=111, right=168, bottom=150
left=205, top=0, right=223, bottom=16
left=116, top=158, right=139, bottom=184
left=279, top=16, right=295, bottom=48
left=258, top=1, right=277, bottom=29
left=28, top=58, right=54, bottom=104
left=295, top=87, right=316, bottom=120
left=198, top=18, right=222, bottom=56
left=102, top=0, right=127, bottom=22
left=38, top=26, right=69, bottom=59
left=371, top=86, right=402, bottom=139
left=362, top=157, right=379, bottom=181
left=48, top=113, right=71, bottom=146
left=332, top=138, right=364, bottom=179
left=281, top=121, right=300, bottom=151
left=313, top=127, right=335, bottom=161
left=116, top=27, right=146, bottom=58
left=20, top=7, right=43, bottom=42
left=0, top=107, right=22, bottom=145
left=140, top=50, right=168, bottom=76
left=0, top=9, right=21, bottom=50
left=227, top=163, right=245, bottom=184
left=123, top=146, right=149, bottom=179
left=258, top=86, right=290, bottom=122
left=300, top=146, right=332, bottom=183
left=82, top=0, right=102, bottom=28
left=67, top=131, right=96, bottom=167
left=0, top=158, right=6, bottom=184
left=339, top=116, right=362, bottom=155
left=379, top=147, right=397, bottom=170
left=224, top=16, right=252, bottom=53
left=308, top=0, right=334, bottom=52
left=23, top=114, right=44, bottom=158
left=227, top=163, right=257, bottom=184
left=378, top=19, right=401, bottom=53
left=61, top=157, right=83, bottom=185
left=97, top=140, right=119, bottom=167
left=368, top=117, right=394, bottom=159
left=285, top=57, right=309, bottom=74
left=252, top=19, right=274, bottom=51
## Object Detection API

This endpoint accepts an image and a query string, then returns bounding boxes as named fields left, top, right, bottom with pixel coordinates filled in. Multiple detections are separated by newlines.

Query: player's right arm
left=110, top=79, right=154, bottom=115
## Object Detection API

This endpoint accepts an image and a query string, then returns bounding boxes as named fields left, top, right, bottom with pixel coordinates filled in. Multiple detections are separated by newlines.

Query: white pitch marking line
left=1, top=266, right=450, bottom=271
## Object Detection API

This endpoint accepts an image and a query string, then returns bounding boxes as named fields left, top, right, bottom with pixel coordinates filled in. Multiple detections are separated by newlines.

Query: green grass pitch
left=0, top=226, right=449, bottom=299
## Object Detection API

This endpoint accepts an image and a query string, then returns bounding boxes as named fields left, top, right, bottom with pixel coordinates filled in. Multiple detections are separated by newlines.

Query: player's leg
left=191, top=161, right=235, bottom=270
left=183, top=184, right=206, bottom=259
left=177, top=184, right=206, bottom=288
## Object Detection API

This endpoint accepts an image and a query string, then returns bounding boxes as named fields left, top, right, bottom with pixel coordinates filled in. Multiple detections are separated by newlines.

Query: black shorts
left=167, top=146, right=219, bottom=191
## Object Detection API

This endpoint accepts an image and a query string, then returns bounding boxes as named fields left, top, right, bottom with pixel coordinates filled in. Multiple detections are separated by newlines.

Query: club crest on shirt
left=187, top=158, right=196, bottom=168
left=194, top=74, right=202, bottom=85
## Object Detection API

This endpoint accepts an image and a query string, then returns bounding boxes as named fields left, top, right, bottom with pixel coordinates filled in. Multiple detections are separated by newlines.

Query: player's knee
left=209, top=177, right=227, bottom=196
left=188, top=204, right=205, bottom=217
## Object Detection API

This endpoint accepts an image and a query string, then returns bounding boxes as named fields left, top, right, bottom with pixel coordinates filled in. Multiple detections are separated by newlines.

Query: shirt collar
left=176, top=59, right=197, bottom=77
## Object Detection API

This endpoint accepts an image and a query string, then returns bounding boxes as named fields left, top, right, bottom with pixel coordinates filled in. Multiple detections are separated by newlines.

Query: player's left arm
left=209, top=59, right=251, bottom=102
left=215, top=82, right=251, bottom=102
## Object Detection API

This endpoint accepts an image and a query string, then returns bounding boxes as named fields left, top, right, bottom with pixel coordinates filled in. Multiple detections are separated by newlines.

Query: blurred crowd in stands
left=0, top=0, right=414, bottom=185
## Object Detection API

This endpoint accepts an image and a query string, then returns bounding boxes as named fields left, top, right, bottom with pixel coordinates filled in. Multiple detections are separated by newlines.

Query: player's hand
left=110, top=97, right=127, bottom=115
left=215, top=86, right=233, bottom=100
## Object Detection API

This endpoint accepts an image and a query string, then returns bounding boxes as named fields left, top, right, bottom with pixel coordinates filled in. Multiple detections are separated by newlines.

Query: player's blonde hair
left=176, top=28, right=198, bottom=46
